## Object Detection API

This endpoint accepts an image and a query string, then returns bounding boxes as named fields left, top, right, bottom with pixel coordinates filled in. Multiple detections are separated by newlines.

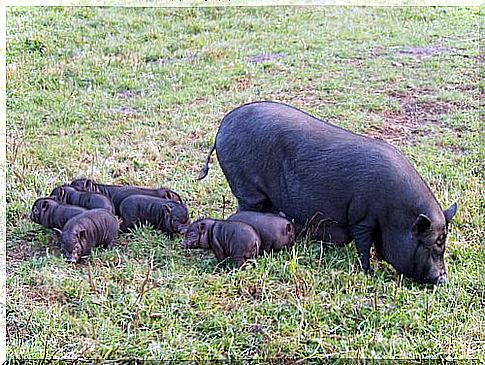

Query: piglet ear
left=164, top=191, right=176, bottom=201
left=164, top=204, right=173, bottom=214
left=77, top=229, right=87, bottom=241
left=82, top=179, right=91, bottom=190
left=443, top=202, right=457, bottom=224
left=412, top=214, right=432, bottom=237
left=53, top=228, right=62, bottom=236
left=286, top=223, right=293, bottom=234
left=198, top=221, right=206, bottom=231
left=41, top=200, right=49, bottom=211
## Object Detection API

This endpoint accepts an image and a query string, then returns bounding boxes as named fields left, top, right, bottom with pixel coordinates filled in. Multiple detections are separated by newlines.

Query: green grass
left=6, top=6, right=483, bottom=361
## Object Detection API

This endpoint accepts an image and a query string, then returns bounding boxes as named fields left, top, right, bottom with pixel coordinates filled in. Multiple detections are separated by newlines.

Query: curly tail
left=197, top=144, right=216, bottom=180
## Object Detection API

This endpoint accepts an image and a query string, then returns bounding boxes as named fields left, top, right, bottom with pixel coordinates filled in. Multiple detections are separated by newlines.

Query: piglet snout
left=178, top=224, right=189, bottom=235
left=66, top=256, right=78, bottom=264
left=436, top=272, right=448, bottom=285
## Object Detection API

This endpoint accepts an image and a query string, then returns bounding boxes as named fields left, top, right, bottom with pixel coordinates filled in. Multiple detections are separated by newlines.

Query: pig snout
left=65, top=255, right=78, bottom=264
left=423, top=269, right=448, bottom=285
left=436, top=275, right=448, bottom=285
left=435, top=271, right=448, bottom=285
left=177, top=222, right=190, bottom=235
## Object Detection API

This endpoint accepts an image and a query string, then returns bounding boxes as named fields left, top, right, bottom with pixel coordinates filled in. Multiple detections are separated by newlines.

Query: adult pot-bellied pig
left=182, top=218, right=261, bottom=268
left=29, top=197, right=87, bottom=230
left=70, top=178, right=182, bottom=215
left=118, top=195, right=190, bottom=233
left=227, top=211, right=295, bottom=253
left=198, top=101, right=458, bottom=284
left=58, top=209, right=119, bottom=263
left=50, top=186, right=115, bottom=214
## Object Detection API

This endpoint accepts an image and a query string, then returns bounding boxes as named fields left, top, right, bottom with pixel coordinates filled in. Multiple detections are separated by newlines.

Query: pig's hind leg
left=233, top=186, right=273, bottom=213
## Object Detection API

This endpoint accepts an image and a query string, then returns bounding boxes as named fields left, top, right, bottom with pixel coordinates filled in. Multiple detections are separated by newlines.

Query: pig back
left=105, top=186, right=181, bottom=214
left=50, top=204, right=87, bottom=229
left=215, top=101, right=437, bottom=231
left=214, top=220, right=261, bottom=259
left=63, top=209, right=119, bottom=245
left=227, top=211, right=295, bottom=252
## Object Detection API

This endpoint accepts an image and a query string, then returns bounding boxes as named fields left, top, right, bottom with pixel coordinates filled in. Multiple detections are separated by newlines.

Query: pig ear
left=84, top=179, right=94, bottom=191
left=41, top=200, right=49, bottom=211
left=77, top=229, right=87, bottom=241
left=412, top=214, right=432, bottom=237
left=286, top=223, right=293, bottom=234
left=164, top=191, right=175, bottom=201
left=443, top=203, right=457, bottom=224
left=53, top=227, right=62, bottom=236
left=198, top=221, right=206, bottom=231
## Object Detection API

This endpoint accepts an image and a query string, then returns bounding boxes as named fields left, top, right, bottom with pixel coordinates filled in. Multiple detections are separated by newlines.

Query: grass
left=6, top=6, right=483, bottom=361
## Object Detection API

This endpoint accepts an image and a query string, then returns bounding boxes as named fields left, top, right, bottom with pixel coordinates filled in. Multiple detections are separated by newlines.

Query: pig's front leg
left=351, top=224, right=374, bottom=274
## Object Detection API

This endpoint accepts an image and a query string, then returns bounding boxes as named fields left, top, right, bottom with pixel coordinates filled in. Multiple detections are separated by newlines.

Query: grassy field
left=6, top=6, right=483, bottom=361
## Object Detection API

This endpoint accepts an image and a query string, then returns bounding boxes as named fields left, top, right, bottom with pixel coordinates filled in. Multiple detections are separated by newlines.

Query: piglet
left=29, top=197, right=87, bottom=230
left=70, top=178, right=182, bottom=215
left=50, top=185, right=115, bottom=214
left=118, top=195, right=189, bottom=234
left=182, top=218, right=260, bottom=268
left=58, top=209, right=119, bottom=263
left=227, top=211, right=295, bottom=253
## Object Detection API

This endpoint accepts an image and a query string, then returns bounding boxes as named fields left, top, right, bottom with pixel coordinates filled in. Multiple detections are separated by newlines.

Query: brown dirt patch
left=18, top=284, right=68, bottom=306
left=394, top=46, right=454, bottom=60
left=7, top=231, right=60, bottom=274
left=7, top=240, right=37, bottom=268
left=244, top=52, right=286, bottom=64
left=116, top=90, right=143, bottom=99
left=230, top=75, right=253, bottom=92
left=272, top=87, right=338, bottom=109
left=339, top=58, right=363, bottom=67
left=366, top=89, right=467, bottom=146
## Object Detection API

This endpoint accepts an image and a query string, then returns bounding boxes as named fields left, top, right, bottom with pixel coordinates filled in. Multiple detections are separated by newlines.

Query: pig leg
left=233, top=257, right=246, bottom=268
left=230, top=180, right=270, bottom=212
left=350, top=225, right=374, bottom=274
left=237, top=199, right=264, bottom=212
left=119, top=222, right=129, bottom=232
left=103, top=239, right=115, bottom=249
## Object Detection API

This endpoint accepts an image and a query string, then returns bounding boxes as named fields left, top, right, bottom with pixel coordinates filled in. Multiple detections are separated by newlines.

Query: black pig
left=29, top=197, right=87, bottom=230
left=50, top=186, right=115, bottom=214
left=70, top=178, right=181, bottom=215
left=227, top=211, right=295, bottom=253
left=58, top=209, right=119, bottom=263
left=118, top=195, right=190, bottom=233
left=198, top=101, right=457, bottom=284
left=182, top=218, right=260, bottom=268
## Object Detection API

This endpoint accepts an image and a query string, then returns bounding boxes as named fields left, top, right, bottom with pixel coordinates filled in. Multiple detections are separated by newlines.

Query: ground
left=6, top=6, right=484, bottom=361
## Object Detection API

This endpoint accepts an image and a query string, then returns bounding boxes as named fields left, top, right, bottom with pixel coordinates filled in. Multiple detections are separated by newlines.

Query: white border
left=4, top=0, right=484, bottom=7
left=1, top=2, right=6, bottom=363
left=1, top=1, right=481, bottom=362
